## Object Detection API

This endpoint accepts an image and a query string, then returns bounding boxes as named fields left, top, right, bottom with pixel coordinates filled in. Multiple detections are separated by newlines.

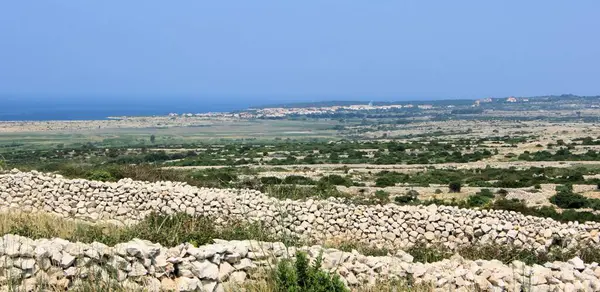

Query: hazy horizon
left=0, top=94, right=482, bottom=121
left=2, top=1, right=599, bottom=100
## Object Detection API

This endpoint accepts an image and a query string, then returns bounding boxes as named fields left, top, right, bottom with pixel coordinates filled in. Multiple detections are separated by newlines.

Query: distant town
left=166, top=96, right=533, bottom=119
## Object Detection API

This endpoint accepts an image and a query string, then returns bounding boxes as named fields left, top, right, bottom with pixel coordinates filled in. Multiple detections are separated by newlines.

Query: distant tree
left=150, top=135, right=156, bottom=144
left=394, top=190, right=419, bottom=204
left=449, top=181, right=462, bottom=193
left=550, top=191, right=588, bottom=209
left=375, top=176, right=396, bottom=188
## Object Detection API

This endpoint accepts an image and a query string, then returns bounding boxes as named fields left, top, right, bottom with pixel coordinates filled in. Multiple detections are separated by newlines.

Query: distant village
left=168, top=103, right=438, bottom=119
left=166, top=96, right=532, bottom=119
left=473, top=96, right=529, bottom=106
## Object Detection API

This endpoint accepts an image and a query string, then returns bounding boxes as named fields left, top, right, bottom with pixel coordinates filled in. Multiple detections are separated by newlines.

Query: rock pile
left=1, top=171, right=599, bottom=251
left=1, top=234, right=600, bottom=292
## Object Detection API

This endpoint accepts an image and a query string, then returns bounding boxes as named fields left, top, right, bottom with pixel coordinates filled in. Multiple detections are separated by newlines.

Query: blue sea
left=0, top=96, right=269, bottom=121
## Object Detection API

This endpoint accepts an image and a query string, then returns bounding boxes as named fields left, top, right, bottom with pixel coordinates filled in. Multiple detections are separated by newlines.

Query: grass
left=5, top=272, right=437, bottom=292
left=0, top=212, right=290, bottom=248
left=406, top=242, right=600, bottom=266
left=3, top=211, right=600, bottom=267
left=1, top=211, right=439, bottom=292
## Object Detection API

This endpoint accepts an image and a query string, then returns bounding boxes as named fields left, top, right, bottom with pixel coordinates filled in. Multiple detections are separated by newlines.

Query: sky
left=1, top=0, right=599, bottom=102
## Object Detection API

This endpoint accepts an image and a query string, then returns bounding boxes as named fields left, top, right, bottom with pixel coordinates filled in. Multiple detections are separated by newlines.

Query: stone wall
left=1, top=170, right=600, bottom=251
left=1, top=234, right=599, bottom=292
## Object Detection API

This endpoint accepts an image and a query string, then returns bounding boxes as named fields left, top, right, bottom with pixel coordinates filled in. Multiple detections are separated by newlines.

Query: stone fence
left=1, top=234, right=599, bottom=292
left=1, top=171, right=599, bottom=251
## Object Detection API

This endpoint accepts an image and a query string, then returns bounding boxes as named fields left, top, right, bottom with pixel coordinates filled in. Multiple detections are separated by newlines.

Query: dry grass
left=225, top=280, right=436, bottom=292
left=0, top=212, right=122, bottom=242
left=5, top=279, right=438, bottom=292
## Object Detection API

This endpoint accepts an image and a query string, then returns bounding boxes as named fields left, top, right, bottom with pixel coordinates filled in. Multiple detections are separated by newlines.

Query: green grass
left=0, top=212, right=292, bottom=248
left=3, top=212, right=599, bottom=266
left=406, top=242, right=600, bottom=266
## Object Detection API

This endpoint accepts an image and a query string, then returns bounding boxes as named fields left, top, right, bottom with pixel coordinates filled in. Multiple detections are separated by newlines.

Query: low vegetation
left=273, top=252, right=348, bottom=292
left=3, top=211, right=600, bottom=268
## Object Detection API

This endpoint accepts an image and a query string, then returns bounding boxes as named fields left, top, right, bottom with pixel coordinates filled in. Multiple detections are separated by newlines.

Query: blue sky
left=1, top=1, right=599, bottom=101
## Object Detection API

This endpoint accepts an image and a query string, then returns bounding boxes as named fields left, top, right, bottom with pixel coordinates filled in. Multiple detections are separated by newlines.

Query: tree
left=0, top=159, right=5, bottom=171
left=150, top=134, right=156, bottom=144
left=375, top=176, right=396, bottom=188
left=550, top=190, right=588, bottom=209
left=449, top=181, right=462, bottom=193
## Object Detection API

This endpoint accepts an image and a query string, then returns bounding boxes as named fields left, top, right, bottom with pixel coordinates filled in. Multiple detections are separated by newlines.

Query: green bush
left=466, top=194, right=491, bottom=207
left=375, top=177, right=396, bottom=187
left=394, top=190, right=419, bottom=205
left=319, top=175, right=353, bottom=187
left=490, top=198, right=600, bottom=223
left=448, top=181, right=461, bottom=193
left=555, top=184, right=574, bottom=193
left=284, top=175, right=316, bottom=185
left=374, top=190, right=390, bottom=204
left=588, top=198, right=600, bottom=210
left=477, top=188, right=494, bottom=198
left=86, top=170, right=116, bottom=182
left=261, top=176, right=283, bottom=185
left=550, top=191, right=589, bottom=209
left=274, top=252, right=348, bottom=292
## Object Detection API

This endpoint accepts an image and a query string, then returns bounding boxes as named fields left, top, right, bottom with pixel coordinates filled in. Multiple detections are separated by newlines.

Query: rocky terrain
left=1, top=170, right=599, bottom=252
left=2, top=170, right=600, bottom=291
left=2, top=234, right=600, bottom=292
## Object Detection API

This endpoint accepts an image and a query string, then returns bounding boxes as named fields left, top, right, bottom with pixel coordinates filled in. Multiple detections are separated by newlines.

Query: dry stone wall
left=2, top=234, right=600, bottom=292
left=1, top=170, right=600, bottom=252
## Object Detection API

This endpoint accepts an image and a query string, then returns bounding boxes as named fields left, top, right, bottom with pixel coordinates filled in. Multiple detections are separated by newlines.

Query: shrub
left=406, top=189, right=420, bottom=198
left=448, top=181, right=461, bottom=193
left=491, top=198, right=529, bottom=213
left=374, top=190, right=390, bottom=204
left=261, top=176, right=283, bottom=185
left=394, top=190, right=419, bottom=204
left=86, top=170, right=115, bottom=182
left=588, top=198, right=600, bottom=210
left=274, top=251, right=348, bottom=292
left=284, top=175, right=315, bottom=185
left=434, top=189, right=443, bottom=194
left=262, top=184, right=348, bottom=201
left=466, top=194, right=491, bottom=207
left=555, top=184, right=574, bottom=193
left=375, top=177, right=396, bottom=188
left=550, top=191, right=588, bottom=209
left=319, top=175, right=353, bottom=187
left=477, top=188, right=494, bottom=198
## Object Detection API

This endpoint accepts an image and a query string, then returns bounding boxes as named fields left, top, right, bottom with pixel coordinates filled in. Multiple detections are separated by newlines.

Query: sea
left=0, top=96, right=269, bottom=121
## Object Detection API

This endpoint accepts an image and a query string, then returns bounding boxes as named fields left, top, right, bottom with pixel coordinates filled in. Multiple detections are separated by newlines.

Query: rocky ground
left=2, top=234, right=599, bottom=292
left=2, top=170, right=600, bottom=291
left=1, top=170, right=599, bottom=251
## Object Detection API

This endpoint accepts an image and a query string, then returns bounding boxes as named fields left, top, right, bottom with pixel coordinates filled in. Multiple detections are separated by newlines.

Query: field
left=2, top=96, right=600, bottom=291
